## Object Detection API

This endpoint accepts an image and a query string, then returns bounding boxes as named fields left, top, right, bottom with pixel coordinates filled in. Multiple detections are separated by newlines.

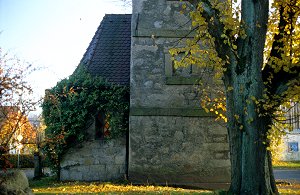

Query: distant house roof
left=79, top=14, right=131, bottom=86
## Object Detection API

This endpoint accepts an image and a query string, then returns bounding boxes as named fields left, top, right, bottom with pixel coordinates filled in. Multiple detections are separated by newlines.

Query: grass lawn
left=30, top=177, right=215, bottom=194
left=273, top=161, right=300, bottom=169
left=29, top=177, right=300, bottom=194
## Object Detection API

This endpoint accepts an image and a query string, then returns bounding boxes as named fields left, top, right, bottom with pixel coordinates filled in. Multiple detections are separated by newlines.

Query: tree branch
left=263, top=3, right=300, bottom=104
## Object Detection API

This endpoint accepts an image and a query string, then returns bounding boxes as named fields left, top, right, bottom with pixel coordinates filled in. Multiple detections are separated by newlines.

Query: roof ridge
left=79, top=14, right=132, bottom=68
left=79, top=20, right=104, bottom=67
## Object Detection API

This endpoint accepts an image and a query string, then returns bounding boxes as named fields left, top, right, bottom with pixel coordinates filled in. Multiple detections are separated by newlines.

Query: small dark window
left=95, top=112, right=110, bottom=139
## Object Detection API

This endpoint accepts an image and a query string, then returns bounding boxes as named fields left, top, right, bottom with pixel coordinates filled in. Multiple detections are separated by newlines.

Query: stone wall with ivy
left=41, top=67, right=129, bottom=180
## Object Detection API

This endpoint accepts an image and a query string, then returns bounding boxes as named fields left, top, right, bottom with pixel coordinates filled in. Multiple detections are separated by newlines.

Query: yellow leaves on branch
left=173, top=0, right=243, bottom=80
left=174, top=0, right=299, bottom=127
left=169, top=35, right=224, bottom=79
left=201, top=91, right=227, bottom=123
left=187, top=0, right=299, bottom=76
left=265, top=0, right=300, bottom=73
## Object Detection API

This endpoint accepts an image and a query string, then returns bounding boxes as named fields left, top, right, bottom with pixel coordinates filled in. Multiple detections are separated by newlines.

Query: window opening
left=95, top=112, right=110, bottom=139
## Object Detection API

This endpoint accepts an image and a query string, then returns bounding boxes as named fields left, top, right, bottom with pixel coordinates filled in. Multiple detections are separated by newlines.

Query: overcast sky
left=0, top=0, right=131, bottom=105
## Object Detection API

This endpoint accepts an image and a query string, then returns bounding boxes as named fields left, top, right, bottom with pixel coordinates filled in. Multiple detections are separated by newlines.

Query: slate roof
left=80, top=14, right=131, bottom=86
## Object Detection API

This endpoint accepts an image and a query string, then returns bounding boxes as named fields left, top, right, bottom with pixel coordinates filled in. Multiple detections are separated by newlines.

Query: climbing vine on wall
left=41, top=67, right=129, bottom=178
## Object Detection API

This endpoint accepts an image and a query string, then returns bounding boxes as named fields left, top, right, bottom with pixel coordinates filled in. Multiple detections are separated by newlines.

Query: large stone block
left=60, top=169, right=70, bottom=181
left=69, top=168, right=83, bottom=181
left=105, top=165, right=123, bottom=180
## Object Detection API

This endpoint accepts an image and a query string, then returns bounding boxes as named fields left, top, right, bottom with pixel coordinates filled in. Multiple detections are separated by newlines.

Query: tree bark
left=226, top=94, right=278, bottom=194
left=225, top=48, right=278, bottom=194
left=224, top=0, right=278, bottom=194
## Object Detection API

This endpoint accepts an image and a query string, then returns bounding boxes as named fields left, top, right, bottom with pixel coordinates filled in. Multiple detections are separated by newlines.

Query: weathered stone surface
left=129, top=0, right=230, bottom=187
left=132, top=0, right=193, bottom=37
left=0, top=170, right=33, bottom=195
left=60, top=137, right=126, bottom=181
left=129, top=116, right=230, bottom=185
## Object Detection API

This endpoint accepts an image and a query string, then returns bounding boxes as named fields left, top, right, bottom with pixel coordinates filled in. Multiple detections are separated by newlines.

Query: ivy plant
left=41, top=67, right=129, bottom=178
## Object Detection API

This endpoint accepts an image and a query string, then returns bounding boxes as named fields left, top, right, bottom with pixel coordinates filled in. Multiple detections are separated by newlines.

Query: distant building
left=281, top=102, right=300, bottom=161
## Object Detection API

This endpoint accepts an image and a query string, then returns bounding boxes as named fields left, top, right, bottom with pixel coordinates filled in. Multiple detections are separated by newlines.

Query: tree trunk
left=226, top=94, right=278, bottom=194
left=225, top=55, right=278, bottom=194
left=223, top=1, right=278, bottom=194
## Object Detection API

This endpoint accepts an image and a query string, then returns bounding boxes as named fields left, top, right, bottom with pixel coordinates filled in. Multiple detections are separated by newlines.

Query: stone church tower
left=59, top=0, right=230, bottom=188
left=129, top=0, right=230, bottom=188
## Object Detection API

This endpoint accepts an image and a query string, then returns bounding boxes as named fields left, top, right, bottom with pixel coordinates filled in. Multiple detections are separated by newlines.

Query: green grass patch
left=29, top=176, right=58, bottom=188
left=273, top=161, right=300, bottom=169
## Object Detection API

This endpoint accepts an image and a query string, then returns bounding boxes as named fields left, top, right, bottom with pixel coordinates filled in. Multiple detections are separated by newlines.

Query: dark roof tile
left=79, top=14, right=131, bottom=86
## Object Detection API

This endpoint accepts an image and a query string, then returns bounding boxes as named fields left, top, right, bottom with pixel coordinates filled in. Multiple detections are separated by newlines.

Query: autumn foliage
left=0, top=48, right=38, bottom=169
left=0, top=107, right=36, bottom=147
left=170, top=0, right=299, bottom=194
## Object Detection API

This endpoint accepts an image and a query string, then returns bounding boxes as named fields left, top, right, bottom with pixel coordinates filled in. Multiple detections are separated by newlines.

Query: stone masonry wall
left=60, top=136, right=126, bottom=181
left=129, top=0, right=231, bottom=187
left=130, top=116, right=230, bottom=184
